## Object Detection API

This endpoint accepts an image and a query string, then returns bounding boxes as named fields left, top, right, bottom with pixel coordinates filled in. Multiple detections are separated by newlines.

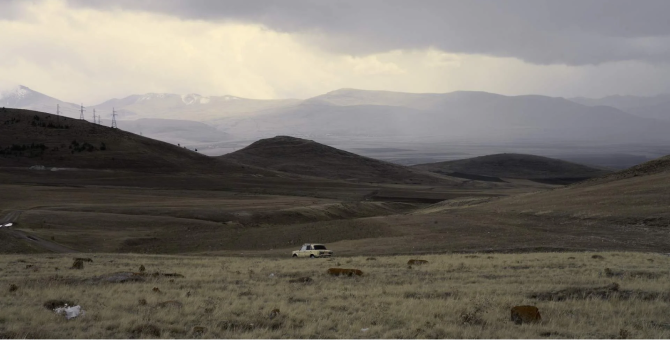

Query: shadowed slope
left=221, top=136, right=461, bottom=185
left=0, top=108, right=243, bottom=173
left=414, top=153, right=609, bottom=184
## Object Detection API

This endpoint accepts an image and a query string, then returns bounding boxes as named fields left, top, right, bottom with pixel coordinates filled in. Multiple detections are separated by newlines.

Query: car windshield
left=313, top=245, right=327, bottom=250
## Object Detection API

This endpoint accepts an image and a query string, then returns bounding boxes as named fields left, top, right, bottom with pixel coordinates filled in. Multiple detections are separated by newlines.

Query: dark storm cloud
left=65, top=0, right=670, bottom=65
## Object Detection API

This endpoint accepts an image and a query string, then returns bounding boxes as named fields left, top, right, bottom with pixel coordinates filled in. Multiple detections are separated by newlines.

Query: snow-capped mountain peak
left=0, top=85, right=31, bottom=101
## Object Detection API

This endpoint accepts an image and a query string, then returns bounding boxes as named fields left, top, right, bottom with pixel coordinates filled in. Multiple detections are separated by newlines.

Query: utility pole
left=111, top=108, right=118, bottom=129
left=80, top=103, right=86, bottom=120
left=56, top=104, right=60, bottom=121
left=92, top=109, right=97, bottom=125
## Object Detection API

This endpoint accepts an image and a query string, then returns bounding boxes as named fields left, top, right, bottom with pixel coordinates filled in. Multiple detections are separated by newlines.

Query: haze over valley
left=2, top=1, right=670, bottom=338
left=3, top=85, right=669, bottom=170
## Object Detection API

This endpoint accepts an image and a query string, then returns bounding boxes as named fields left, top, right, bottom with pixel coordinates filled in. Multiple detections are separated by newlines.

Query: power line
left=111, top=107, right=117, bottom=129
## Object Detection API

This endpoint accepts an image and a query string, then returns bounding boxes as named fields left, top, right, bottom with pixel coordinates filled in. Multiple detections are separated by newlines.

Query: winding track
left=0, top=210, right=79, bottom=253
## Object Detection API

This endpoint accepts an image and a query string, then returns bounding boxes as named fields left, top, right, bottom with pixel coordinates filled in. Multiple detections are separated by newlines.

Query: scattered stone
left=25, top=264, right=34, bottom=269
left=71, top=259, right=84, bottom=269
left=138, top=298, right=147, bottom=306
left=74, top=257, right=93, bottom=263
left=9, top=284, right=18, bottom=292
left=54, top=305, right=85, bottom=320
left=327, top=268, right=363, bottom=276
left=130, top=324, right=160, bottom=338
left=366, top=257, right=377, bottom=261
left=269, top=308, right=280, bottom=319
left=139, top=265, right=145, bottom=273
left=407, top=259, right=429, bottom=265
left=156, top=300, right=183, bottom=309
left=152, top=287, right=161, bottom=293
left=192, top=326, right=207, bottom=335
left=43, top=299, right=75, bottom=310
left=511, top=305, right=542, bottom=325
left=592, top=255, right=605, bottom=260
left=289, top=276, right=313, bottom=283
left=186, top=291, right=191, bottom=297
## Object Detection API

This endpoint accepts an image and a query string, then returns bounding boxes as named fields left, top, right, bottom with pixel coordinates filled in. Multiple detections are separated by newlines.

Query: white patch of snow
left=181, top=94, right=202, bottom=105
left=199, top=97, right=210, bottom=104
left=222, top=96, right=239, bottom=102
left=0, top=86, right=30, bottom=101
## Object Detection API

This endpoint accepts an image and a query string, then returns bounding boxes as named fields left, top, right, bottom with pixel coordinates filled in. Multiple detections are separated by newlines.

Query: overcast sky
left=2, top=0, right=670, bottom=103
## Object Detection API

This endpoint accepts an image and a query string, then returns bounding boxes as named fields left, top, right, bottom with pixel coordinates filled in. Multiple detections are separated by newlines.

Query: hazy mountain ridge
left=90, top=92, right=301, bottom=120
left=214, top=89, right=670, bottom=144
left=569, top=94, right=670, bottom=121
left=6, top=86, right=670, bottom=157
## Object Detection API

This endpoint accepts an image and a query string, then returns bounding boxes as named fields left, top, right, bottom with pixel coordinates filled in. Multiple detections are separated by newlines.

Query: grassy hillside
left=414, top=153, right=609, bottom=184
left=220, top=136, right=463, bottom=185
left=0, top=108, right=241, bottom=173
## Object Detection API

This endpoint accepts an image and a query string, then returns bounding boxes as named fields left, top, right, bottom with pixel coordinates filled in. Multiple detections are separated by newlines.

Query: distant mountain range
left=214, top=89, right=670, bottom=144
left=4, top=85, right=670, bottom=152
left=569, top=94, right=670, bottom=121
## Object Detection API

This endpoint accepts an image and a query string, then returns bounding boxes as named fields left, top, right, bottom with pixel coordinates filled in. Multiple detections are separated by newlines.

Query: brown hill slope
left=413, top=153, right=609, bottom=184
left=578, top=155, right=670, bottom=185
left=220, top=136, right=462, bottom=185
left=0, top=108, right=243, bottom=173
left=468, top=154, right=670, bottom=223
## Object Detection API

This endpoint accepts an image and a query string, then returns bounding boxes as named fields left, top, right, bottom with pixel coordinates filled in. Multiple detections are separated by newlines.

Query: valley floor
left=1, top=252, right=669, bottom=338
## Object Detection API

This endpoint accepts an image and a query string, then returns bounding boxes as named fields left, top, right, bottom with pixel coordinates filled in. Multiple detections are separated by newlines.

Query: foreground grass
left=1, top=252, right=669, bottom=338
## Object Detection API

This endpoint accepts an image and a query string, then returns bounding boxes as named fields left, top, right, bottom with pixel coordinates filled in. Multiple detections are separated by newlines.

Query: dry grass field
left=1, top=252, right=669, bottom=339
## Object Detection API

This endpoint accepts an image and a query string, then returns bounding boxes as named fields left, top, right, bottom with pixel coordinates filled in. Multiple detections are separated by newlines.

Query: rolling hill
left=220, top=135, right=462, bottom=185
left=413, top=153, right=610, bottom=184
left=0, top=108, right=240, bottom=173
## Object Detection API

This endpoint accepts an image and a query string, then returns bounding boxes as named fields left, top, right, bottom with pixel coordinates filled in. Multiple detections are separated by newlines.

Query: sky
left=1, top=0, right=670, bottom=104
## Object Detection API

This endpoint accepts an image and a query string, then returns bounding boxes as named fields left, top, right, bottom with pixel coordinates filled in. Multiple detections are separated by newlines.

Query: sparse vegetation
left=0, top=252, right=668, bottom=338
left=0, top=143, right=47, bottom=157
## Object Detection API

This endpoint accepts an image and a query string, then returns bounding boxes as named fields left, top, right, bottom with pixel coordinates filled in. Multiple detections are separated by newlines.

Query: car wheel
left=310, top=255, right=315, bottom=258
left=292, top=254, right=297, bottom=258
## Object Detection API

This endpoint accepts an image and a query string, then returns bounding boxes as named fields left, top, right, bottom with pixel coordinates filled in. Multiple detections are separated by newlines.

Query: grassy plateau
left=1, top=252, right=669, bottom=339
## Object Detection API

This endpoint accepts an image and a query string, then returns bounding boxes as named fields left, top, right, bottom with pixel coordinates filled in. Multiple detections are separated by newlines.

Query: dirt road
left=0, top=210, right=78, bottom=253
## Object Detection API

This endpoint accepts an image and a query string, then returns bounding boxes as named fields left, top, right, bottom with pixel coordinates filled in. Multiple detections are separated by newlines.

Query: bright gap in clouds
left=1, top=0, right=669, bottom=104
